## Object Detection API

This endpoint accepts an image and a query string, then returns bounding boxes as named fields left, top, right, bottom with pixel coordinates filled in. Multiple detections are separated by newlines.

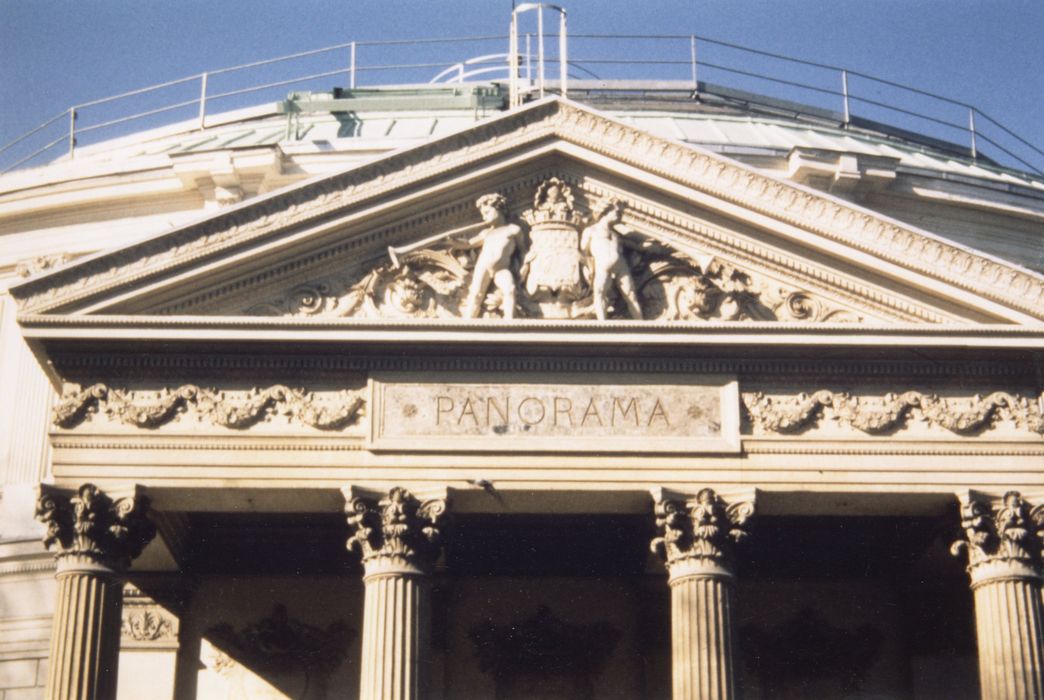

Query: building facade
left=1, top=84, right=1043, bottom=699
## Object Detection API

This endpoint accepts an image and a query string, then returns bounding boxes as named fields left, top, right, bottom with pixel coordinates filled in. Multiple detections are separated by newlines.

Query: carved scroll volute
left=344, top=486, right=448, bottom=578
left=650, top=487, right=754, bottom=581
left=36, top=483, right=156, bottom=572
left=951, top=491, right=1044, bottom=585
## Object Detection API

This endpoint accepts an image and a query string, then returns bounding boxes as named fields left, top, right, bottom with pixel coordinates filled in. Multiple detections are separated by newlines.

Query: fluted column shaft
left=970, top=565, right=1044, bottom=699
left=669, top=564, right=737, bottom=700
left=345, top=486, right=447, bottom=700
left=651, top=488, right=753, bottom=700
left=953, top=492, right=1044, bottom=700
left=46, top=559, right=124, bottom=700
left=359, top=561, right=430, bottom=700
left=35, top=484, right=155, bottom=700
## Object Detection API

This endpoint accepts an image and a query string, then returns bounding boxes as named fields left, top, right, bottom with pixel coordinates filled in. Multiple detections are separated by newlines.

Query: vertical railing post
left=969, top=108, right=978, bottom=159
left=841, top=69, right=850, bottom=127
left=526, top=33, right=532, bottom=83
left=537, top=5, right=545, bottom=98
left=509, top=13, right=518, bottom=107
left=198, top=72, right=208, bottom=130
left=68, top=108, right=76, bottom=159
left=690, top=35, right=698, bottom=93
left=559, top=9, right=567, bottom=98
left=350, top=41, right=357, bottom=89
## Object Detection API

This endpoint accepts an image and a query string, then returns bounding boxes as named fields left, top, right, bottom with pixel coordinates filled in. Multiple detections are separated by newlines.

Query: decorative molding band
left=0, top=559, right=57, bottom=576
left=48, top=350, right=1037, bottom=380
left=50, top=438, right=366, bottom=451
left=743, top=390, right=1044, bottom=437
left=52, top=383, right=365, bottom=431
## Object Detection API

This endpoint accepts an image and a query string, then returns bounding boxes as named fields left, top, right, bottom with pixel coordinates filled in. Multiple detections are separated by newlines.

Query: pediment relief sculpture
left=248, top=178, right=864, bottom=323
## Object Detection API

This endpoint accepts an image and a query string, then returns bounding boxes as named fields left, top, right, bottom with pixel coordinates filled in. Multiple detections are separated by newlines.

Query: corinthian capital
left=344, top=486, right=447, bottom=576
left=650, top=487, right=754, bottom=580
left=35, top=483, right=156, bottom=572
left=951, top=491, right=1044, bottom=584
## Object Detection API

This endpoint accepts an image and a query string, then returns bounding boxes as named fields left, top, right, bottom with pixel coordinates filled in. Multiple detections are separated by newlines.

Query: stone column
left=650, top=487, right=754, bottom=700
left=952, top=491, right=1044, bottom=700
left=344, top=486, right=447, bottom=700
left=35, top=483, right=156, bottom=700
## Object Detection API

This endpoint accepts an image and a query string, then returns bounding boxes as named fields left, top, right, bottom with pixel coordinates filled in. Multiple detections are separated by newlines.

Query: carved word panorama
left=369, top=373, right=739, bottom=453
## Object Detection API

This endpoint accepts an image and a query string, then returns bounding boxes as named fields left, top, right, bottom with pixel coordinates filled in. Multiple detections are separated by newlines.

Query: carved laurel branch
left=742, top=390, right=1044, bottom=436
left=53, top=383, right=365, bottom=431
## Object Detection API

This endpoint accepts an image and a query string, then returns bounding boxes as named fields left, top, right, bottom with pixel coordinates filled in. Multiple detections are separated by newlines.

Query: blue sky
left=2, top=1, right=1042, bottom=172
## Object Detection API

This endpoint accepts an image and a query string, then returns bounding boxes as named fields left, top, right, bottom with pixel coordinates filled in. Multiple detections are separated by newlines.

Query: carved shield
left=524, top=224, right=584, bottom=299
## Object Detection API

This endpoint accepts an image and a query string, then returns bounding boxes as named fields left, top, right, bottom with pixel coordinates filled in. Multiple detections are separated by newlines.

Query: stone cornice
left=9, top=98, right=1044, bottom=322
left=17, top=316, right=1044, bottom=357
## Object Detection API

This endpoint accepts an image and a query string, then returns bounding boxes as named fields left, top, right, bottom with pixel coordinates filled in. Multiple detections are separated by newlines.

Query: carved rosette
left=345, top=487, right=447, bottom=577
left=651, top=488, right=754, bottom=581
left=36, top=483, right=156, bottom=573
left=951, top=492, right=1044, bottom=585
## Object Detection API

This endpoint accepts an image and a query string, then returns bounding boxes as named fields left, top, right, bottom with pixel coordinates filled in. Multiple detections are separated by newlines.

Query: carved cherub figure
left=459, top=193, right=525, bottom=319
left=580, top=198, right=645, bottom=320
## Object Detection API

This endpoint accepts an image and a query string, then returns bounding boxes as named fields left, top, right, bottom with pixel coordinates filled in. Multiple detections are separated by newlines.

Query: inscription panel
left=368, top=372, right=739, bottom=453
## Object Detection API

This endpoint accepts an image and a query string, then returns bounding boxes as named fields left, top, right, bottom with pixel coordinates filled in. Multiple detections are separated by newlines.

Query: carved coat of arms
left=520, top=178, right=587, bottom=316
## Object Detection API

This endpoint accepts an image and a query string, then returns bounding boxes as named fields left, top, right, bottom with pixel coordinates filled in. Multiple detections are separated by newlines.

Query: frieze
left=13, top=100, right=1043, bottom=320
left=53, top=383, right=365, bottom=431
left=248, top=178, right=864, bottom=323
left=742, top=390, right=1044, bottom=436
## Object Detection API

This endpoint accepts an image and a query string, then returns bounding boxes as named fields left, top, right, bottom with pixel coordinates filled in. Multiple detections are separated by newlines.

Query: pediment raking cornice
left=10, top=97, right=1044, bottom=323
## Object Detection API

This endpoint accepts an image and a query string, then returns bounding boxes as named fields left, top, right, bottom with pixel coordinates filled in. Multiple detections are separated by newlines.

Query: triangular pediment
left=11, top=97, right=1044, bottom=327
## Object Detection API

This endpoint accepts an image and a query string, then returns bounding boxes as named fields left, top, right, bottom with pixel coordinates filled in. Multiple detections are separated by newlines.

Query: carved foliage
left=35, top=483, right=156, bottom=570
left=345, top=487, right=446, bottom=571
left=249, top=178, right=862, bottom=323
left=651, top=488, right=754, bottom=570
left=53, top=383, right=365, bottom=431
left=743, top=390, right=1044, bottom=436
left=951, top=492, right=1044, bottom=572
left=122, top=609, right=175, bottom=642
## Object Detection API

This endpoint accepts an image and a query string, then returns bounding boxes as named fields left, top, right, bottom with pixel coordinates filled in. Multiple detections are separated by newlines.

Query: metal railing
left=2, top=30, right=1041, bottom=177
